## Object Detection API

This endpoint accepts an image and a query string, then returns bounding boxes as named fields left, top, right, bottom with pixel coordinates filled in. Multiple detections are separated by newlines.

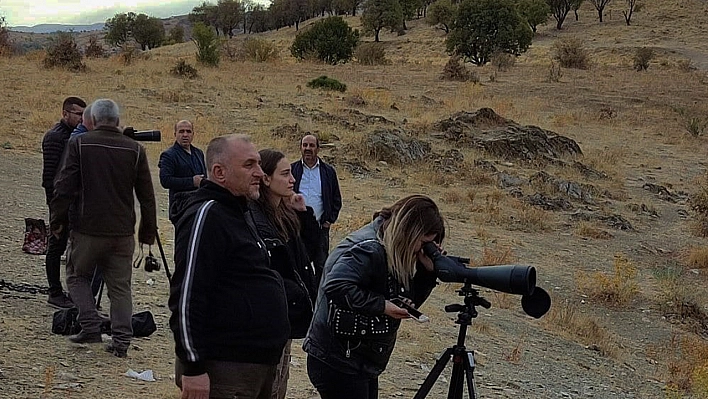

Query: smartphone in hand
left=391, top=297, right=430, bottom=323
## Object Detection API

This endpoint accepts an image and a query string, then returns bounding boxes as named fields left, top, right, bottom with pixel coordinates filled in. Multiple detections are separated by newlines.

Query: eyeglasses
left=66, top=110, right=83, bottom=117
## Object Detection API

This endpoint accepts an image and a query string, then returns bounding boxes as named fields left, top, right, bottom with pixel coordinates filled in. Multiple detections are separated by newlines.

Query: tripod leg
left=414, top=348, right=455, bottom=399
left=463, top=350, right=476, bottom=399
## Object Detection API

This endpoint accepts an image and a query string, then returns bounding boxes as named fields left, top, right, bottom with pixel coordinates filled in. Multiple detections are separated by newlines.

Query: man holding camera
left=42, top=96, right=86, bottom=309
left=168, top=134, right=289, bottom=399
left=158, top=120, right=206, bottom=223
left=51, top=99, right=157, bottom=358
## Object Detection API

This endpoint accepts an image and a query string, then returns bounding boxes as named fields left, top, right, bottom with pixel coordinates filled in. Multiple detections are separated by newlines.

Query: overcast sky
left=1, top=0, right=207, bottom=26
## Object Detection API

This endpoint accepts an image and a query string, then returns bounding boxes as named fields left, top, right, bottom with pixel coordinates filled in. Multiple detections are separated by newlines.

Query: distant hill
left=10, top=23, right=105, bottom=34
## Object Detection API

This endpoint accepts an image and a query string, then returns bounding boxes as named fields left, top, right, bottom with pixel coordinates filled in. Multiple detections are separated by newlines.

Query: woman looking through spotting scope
left=248, top=149, right=322, bottom=399
left=303, top=194, right=445, bottom=399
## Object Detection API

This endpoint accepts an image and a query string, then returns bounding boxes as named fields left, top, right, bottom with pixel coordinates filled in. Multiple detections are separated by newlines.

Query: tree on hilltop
left=104, top=12, right=136, bottom=46
left=447, top=0, right=532, bottom=65
left=361, top=0, right=403, bottom=42
left=132, top=14, right=165, bottom=50
left=516, top=0, right=551, bottom=33
left=588, top=0, right=611, bottom=22
left=427, top=0, right=456, bottom=34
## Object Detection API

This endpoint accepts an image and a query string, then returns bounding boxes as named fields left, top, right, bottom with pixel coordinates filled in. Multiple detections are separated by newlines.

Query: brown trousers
left=176, top=358, right=277, bottom=399
left=271, top=339, right=292, bottom=399
left=66, top=231, right=134, bottom=349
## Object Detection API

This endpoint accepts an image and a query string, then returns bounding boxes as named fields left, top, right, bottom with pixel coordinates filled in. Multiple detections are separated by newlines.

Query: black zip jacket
left=41, top=120, right=73, bottom=204
left=168, top=181, right=290, bottom=376
left=303, top=216, right=438, bottom=377
left=249, top=201, right=323, bottom=338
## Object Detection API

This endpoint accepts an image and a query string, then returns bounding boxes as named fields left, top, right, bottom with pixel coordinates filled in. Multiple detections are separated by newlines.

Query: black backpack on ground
left=51, top=308, right=156, bottom=337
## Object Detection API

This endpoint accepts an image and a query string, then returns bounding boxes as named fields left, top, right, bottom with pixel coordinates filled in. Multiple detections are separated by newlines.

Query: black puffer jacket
left=303, top=216, right=438, bottom=377
left=41, top=120, right=73, bottom=204
left=249, top=201, right=322, bottom=338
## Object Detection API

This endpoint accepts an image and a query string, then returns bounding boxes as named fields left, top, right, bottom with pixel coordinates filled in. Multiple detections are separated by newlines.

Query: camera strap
left=133, top=245, right=146, bottom=269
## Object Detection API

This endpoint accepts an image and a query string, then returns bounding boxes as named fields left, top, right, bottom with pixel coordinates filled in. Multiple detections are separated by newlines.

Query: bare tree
left=622, top=0, right=638, bottom=25
left=572, top=0, right=582, bottom=21
left=588, top=0, right=612, bottom=22
left=546, top=0, right=572, bottom=29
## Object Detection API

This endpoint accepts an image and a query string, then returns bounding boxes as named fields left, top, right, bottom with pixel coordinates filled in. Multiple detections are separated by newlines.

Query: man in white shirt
left=291, top=134, right=342, bottom=283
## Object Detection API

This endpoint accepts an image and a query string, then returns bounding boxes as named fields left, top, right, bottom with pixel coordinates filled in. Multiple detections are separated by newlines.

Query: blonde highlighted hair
left=375, top=195, right=445, bottom=290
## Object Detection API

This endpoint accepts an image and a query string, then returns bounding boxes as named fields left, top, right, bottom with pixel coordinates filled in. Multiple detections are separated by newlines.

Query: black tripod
left=414, top=282, right=491, bottom=399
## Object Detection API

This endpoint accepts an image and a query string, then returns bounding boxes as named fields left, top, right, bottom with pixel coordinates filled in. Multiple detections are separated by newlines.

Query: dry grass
left=541, top=298, right=620, bottom=358
left=575, top=221, right=614, bottom=239
left=2, top=2, right=708, bottom=395
left=576, top=254, right=639, bottom=307
left=663, top=333, right=708, bottom=395
left=686, top=246, right=708, bottom=269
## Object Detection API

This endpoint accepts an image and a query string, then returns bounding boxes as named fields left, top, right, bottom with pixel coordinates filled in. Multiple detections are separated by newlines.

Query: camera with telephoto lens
left=144, top=253, right=160, bottom=272
left=123, top=127, right=161, bottom=142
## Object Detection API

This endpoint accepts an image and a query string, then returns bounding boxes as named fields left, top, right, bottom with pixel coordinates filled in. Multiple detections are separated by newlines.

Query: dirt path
left=0, top=144, right=699, bottom=399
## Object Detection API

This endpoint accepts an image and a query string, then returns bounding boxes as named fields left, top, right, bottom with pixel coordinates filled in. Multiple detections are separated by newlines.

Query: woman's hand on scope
left=384, top=300, right=412, bottom=319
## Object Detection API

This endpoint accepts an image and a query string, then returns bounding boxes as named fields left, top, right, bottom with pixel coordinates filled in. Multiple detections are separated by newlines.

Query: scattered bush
left=548, top=61, right=563, bottom=82
left=84, top=35, right=105, bottom=58
left=170, top=60, right=198, bottom=79
left=552, top=37, right=589, bottom=69
left=43, top=32, right=86, bottom=72
left=243, top=38, right=279, bottom=62
left=291, top=17, right=359, bottom=65
left=354, top=42, right=388, bottom=65
left=118, top=44, right=136, bottom=65
left=307, top=76, right=347, bottom=92
left=490, top=51, right=515, bottom=71
left=192, top=22, right=220, bottom=66
left=440, top=55, right=479, bottom=83
left=0, top=16, right=12, bottom=56
left=633, top=47, right=653, bottom=71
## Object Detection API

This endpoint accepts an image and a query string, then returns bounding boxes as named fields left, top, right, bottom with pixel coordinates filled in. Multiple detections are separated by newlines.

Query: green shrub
left=552, top=37, right=589, bottom=69
left=243, top=38, right=279, bottom=62
left=170, top=60, right=198, bottom=79
left=291, top=16, right=359, bottom=65
left=192, top=22, right=220, bottom=66
left=43, top=32, right=86, bottom=72
left=633, top=47, right=653, bottom=71
left=354, top=42, right=388, bottom=65
left=307, top=75, right=347, bottom=92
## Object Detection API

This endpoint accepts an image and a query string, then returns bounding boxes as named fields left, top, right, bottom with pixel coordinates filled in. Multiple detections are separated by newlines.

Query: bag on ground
left=22, top=218, right=48, bottom=255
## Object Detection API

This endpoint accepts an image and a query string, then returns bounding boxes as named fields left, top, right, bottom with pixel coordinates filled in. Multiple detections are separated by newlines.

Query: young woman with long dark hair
left=248, top=149, right=322, bottom=399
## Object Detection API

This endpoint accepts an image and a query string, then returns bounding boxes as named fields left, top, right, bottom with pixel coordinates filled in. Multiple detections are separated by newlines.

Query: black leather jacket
left=303, top=216, right=438, bottom=377
left=249, top=201, right=322, bottom=338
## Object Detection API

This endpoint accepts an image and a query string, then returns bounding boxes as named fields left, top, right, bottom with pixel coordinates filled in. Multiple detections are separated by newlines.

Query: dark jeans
left=313, top=226, right=330, bottom=285
left=176, top=358, right=277, bottom=399
left=46, top=228, right=69, bottom=296
left=307, top=356, right=379, bottom=399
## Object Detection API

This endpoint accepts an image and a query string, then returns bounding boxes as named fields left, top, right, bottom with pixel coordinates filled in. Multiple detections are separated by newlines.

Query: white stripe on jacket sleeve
left=180, top=199, right=215, bottom=362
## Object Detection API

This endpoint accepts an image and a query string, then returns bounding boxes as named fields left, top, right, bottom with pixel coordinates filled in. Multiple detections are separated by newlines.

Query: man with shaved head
left=168, top=134, right=289, bottom=399
left=158, top=120, right=206, bottom=223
